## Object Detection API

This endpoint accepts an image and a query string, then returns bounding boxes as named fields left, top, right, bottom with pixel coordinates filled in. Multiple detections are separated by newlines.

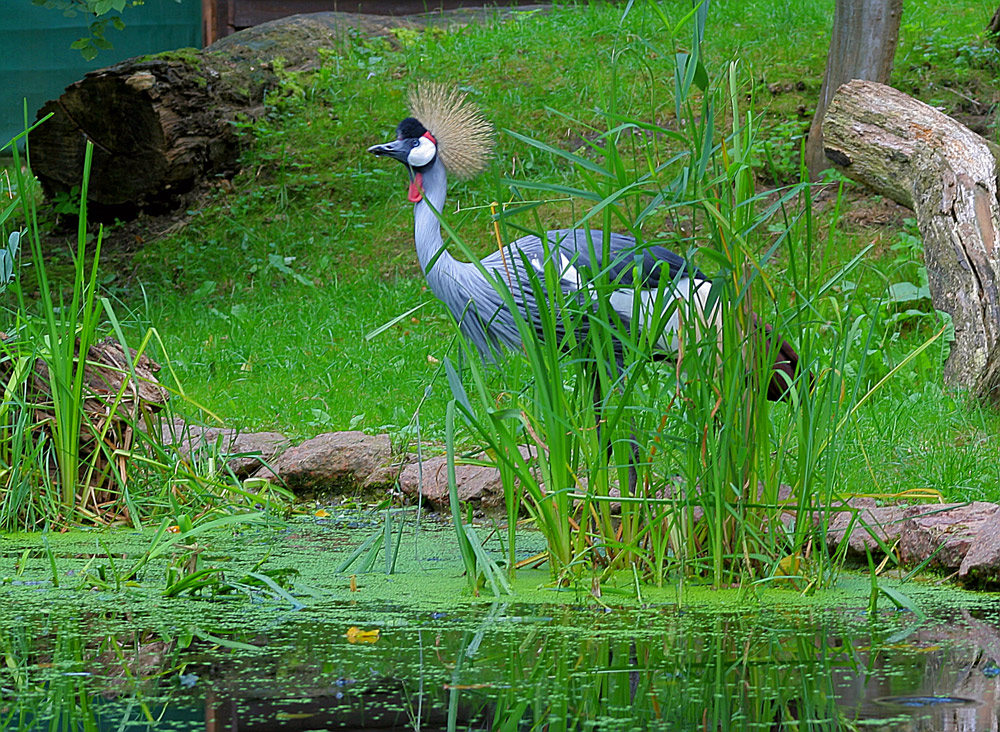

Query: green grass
left=10, top=0, right=1000, bottom=509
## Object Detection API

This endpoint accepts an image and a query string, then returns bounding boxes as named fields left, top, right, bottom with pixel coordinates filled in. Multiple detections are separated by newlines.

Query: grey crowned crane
left=368, top=85, right=802, bottom=400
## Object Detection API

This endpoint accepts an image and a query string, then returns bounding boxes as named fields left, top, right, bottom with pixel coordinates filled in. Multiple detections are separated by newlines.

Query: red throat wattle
left=408, top=173, right=423, bottom=203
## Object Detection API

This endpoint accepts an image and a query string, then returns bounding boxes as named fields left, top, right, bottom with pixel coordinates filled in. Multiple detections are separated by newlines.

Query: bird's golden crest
left=408, top=84, right=493, bottom=180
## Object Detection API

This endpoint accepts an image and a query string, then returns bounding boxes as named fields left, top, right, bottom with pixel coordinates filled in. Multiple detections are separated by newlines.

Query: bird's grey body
left=411, top=155, right=708, bottom=360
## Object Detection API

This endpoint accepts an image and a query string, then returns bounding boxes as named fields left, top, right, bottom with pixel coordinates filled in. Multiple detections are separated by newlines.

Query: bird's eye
left=412, top=139, right=420, bottom=147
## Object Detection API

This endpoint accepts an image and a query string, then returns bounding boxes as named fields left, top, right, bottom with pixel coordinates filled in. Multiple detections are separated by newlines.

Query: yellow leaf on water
left=346, top=626, right=380, bottom=644
left=314, top=509, right=331, bottom=518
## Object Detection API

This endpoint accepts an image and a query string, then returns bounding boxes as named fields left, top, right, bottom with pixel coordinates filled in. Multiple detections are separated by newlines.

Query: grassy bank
left=121, top=0, right=1000, bottom=506
left=4, top=0, right=1000, bottom=524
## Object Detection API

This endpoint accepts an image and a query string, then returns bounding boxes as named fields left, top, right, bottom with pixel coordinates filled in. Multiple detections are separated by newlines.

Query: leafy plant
left=335, top=506, right=409, bottom=576
left=162, top=518, right=302, bottom=606
left=31, top=0, right=140, bottom=60
left=0, top=124, right=290, bottom=530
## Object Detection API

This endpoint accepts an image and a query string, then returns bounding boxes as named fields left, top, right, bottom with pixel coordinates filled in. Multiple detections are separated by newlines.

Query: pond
left=1, top=516, right=998, bottom=731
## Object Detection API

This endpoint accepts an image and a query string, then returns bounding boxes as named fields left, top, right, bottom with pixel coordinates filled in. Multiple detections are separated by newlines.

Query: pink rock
left=899, top=502, right=1000, bottom=571
left=825, top=497, right=906, bottom=556
left=959, top=514, right=1000, bottom=588
left=161, top=418, right=290, bottom=478
left=398, top=454, right=505, bottom=512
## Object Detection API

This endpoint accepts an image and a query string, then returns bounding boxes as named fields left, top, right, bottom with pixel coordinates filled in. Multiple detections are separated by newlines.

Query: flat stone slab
left=899, top=502, right=1000, bottom=584
left=826, top=497, right=907, bottom=555
left=398, top=454, right=505, bottom=512
left=960, top=516, right=1000, bottom=588
left=161, top=418, right=290, bottom=478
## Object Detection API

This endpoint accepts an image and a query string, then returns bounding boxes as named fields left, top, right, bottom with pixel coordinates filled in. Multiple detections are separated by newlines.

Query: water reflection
left=1, top=603, right=999, bottom=730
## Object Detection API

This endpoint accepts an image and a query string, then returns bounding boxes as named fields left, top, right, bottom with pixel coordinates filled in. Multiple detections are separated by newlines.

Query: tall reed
left=0, top=124, right=284, bottom=529
left=441, top=2, right=929, bottom=590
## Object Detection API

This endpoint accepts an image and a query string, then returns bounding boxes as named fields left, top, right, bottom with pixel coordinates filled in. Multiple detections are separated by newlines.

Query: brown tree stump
left=28, top=12, right=424, bottom=221
left=822, top=79, right=1000, bottom=400
left=988, top=5, right=1000, bottom=48
left=804, top=0, right=902, bottom=180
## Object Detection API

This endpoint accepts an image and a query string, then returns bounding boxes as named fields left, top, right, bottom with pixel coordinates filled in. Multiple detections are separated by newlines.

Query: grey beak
left=368, top=139, right=410, bottom=163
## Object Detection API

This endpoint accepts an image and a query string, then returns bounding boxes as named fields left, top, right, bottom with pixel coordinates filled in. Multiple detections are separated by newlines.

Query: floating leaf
left=346, top=626, right=380, bottom=644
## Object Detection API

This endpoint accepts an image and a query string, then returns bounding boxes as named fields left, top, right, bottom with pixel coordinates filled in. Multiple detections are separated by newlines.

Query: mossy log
left=822, top=79, right=1000, bottom=403
left=28, top=12, right=422, bottom=221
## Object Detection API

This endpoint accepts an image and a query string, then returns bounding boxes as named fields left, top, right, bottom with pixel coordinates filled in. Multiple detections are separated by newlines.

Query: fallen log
left=821, top=79, right=1000, bottom=400
left=28, top=12, right=425, bottom=222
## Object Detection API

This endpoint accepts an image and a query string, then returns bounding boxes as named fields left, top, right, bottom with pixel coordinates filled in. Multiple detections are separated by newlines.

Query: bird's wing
left=455, top=270, right=525, bottom=354
left=473, top=238, right=593, bottom=347
left=542, top=229, right=703, bottom=289
left=478, top=229, right=698, bottom=289
left=467, top=229, right=708, bottom=360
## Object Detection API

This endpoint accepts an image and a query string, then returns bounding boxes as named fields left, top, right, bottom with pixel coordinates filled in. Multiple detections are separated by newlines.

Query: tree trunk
left=28, top=12, right=423, bottom=222
left=989, top=5, right=1000, bottom=48
left=822, top=79, right=1000, bottom=400
left=804, top=0, right=902, bottom=180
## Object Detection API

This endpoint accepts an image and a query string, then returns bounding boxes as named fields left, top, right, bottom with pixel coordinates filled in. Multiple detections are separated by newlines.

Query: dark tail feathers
left=753, top=315, right=807, bottom=402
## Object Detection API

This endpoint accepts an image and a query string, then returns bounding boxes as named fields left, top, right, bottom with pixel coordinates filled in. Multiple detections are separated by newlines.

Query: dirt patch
left=835, top=192, right=910, bottom=230
left=35, top=177, right=222, bottom=272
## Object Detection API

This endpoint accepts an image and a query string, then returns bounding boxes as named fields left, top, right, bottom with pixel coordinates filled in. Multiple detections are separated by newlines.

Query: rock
left=959, top=517, right=1000, bottom=589
left=223, top=431, right=293, bottom=478
left=252, top=431, right=391, bottom=496
left=398, top=454, right=505, bottom=513
left=398, top=446, right=543, bottom=514
left=363, top=461, right=407, bottom=488
left=161, top=418, right=290, bottom=478
left=899, top=502, right=1000, bottom=572
left=825, top=497, right=907, bottom=556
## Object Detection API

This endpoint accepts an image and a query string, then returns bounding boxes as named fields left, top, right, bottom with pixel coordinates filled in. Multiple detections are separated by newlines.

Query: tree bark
left=822, top=79, right=1000, bottom=399
left=804, top=0, right=902, bottom=180
left=28, top=12, right=424, bottom=222
left=989, top=5, right=1000, bottom=48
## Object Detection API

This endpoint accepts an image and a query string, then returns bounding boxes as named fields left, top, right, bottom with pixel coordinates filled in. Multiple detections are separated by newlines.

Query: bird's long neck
left=412, top=159, right=461, bottom=290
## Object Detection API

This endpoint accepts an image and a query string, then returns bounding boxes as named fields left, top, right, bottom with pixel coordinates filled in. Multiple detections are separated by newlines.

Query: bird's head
left=368, top=84, right=493, bottom=203
left=368, top=117, right=439, bottom=202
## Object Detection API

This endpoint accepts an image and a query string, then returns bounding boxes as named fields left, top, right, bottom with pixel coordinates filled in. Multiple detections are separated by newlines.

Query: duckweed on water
left=0, top=514, right=988, bottom=613
left=2, top=519, right=998, bottom=730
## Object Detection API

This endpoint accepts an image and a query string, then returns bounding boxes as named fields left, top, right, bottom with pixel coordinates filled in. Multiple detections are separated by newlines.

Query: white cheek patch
left=407, top=136, right=437, bottom=167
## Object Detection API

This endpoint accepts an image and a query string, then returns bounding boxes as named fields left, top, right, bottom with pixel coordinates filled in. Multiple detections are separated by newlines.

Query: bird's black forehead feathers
left=396, top=117, right=428, bottom=140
